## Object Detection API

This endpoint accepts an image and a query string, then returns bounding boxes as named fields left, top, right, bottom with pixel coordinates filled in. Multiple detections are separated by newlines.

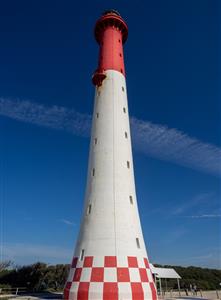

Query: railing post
left=16, top=287, right=18, bottom=295
left=177, top=279, right=181, bottom=297
left=159, top=278, right=163, bottom=297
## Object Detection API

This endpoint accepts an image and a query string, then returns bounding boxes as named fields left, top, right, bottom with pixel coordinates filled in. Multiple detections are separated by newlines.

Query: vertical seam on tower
left=111, top=28, right=117, bottom=257
left=112, top=71, right=117, bottom=257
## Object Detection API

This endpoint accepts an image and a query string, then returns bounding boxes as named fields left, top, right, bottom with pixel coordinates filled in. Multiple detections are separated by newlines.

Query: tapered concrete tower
left=64, top=10, right=157, bottom=300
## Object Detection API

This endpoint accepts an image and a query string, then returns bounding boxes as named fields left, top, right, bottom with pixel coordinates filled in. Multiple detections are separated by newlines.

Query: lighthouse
left=64, top=10, right=157, bottom=300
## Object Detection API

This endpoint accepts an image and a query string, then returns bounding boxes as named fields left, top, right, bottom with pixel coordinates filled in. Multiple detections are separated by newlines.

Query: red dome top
left=94, top=10, right=128, bottom=44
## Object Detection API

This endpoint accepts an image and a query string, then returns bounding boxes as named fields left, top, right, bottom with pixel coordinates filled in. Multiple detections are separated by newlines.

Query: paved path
left=0, top=292, right=62, bottom=300
left=2, top=291, right=220, bottom=300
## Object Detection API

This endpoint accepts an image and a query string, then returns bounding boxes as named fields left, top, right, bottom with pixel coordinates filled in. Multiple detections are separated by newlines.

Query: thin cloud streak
left=1, top=98, right=221, bottom=176
left=185, top=214, right=221, bottom=219
left=172, top=192, right=215, bottom=215
left=154, top=246, right=221, bottom=269
left=60, top=219, right=75, bottom=226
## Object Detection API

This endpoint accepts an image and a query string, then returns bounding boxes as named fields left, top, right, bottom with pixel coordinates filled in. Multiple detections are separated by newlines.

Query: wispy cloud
left=163, top=227, right=188, bottom=244
left=0, top=97, right=220, bottom=176
left=131, top=118, right=221, bottom=176
left=172, top=192, right=215, bottom=215
left=0, top=98, right=91, bottom=137
left=60, top=219, right=75, bottom=226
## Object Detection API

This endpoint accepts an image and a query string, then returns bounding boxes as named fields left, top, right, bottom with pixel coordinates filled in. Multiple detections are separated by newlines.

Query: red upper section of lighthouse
left=92, top=10, right=128, bottom=86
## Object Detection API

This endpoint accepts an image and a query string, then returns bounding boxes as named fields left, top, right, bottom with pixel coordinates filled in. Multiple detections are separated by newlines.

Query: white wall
left=74, top=70, right=148, bottom=260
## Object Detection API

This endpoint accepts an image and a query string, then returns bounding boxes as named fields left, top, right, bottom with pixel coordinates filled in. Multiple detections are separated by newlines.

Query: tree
left=0, top=261, right=12, bottom=272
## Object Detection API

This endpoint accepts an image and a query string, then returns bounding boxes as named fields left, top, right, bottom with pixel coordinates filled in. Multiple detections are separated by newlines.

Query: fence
left=161, top=289, right=221, bottom=299
left=0, top=287, right=27, bottom=296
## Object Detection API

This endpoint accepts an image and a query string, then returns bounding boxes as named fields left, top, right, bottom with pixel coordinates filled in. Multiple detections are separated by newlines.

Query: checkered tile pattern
left=64, top=256, right=157, bottom=299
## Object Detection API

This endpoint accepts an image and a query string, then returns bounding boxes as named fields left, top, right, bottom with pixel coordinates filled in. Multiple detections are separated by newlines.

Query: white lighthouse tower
left=64, top=10, right=157, bottom=300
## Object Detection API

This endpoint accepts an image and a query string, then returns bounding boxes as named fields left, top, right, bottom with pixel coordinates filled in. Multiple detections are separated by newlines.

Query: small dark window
left=120, top=68, right=123, bottom=73
left=122, top=86, right=125, bottom=92
left=80, top=249, right=85, bottom=261
left=125, top=132, right=128, bottom=138
left=96, top=113, right=99, bottom=118
left=127, top=161, right=130, bottom=168
left=94, top=138, right=97, bottom=145
left=118, top=39, right=121, bottom=43
left=119, top=53, right=122, bottom=57
left=92, top=168, right=95, bottom=176
left=129, top=195, right=133, bottom=204
left=136, top=238, right=140, bottom=249
left=123, top=107, right=126, bottom=113
left=87, top=204, right=92, bottom=215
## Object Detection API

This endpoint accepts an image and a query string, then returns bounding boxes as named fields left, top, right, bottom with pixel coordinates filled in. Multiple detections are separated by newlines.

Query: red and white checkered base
left=64, top=256, right=157, bottom=300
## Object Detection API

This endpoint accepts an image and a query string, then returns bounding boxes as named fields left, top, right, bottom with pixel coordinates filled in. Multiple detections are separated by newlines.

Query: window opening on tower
left=129, top=195, right=133, bottom=204
left=136, top=238, right=140, bottom=249
left=80, top=249, right=85, bottom=261
left=87, top=204, right=92, bottom=215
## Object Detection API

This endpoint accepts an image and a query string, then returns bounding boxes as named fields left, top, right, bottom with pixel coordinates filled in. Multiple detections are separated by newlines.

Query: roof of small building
left=150, top=264, right=181, bottom=279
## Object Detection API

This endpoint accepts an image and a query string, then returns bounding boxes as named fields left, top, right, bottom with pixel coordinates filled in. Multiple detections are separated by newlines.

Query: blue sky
left=0, top=0, right=220, bottom=268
